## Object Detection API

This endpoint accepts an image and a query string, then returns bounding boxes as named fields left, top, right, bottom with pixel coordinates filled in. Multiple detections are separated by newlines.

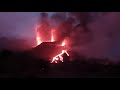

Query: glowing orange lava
left=51, top=50, right=69, bottom=63
left=35, top=26, right=69, bottom=63
left=36, top=36, right=42, bottom=45
left=36, top=25, right=42, bottom=45
left=51, top=39, right=69, bottom=63
left=51, top=29, right=55, bottom=42
left=61, top=40, right=66, bottom=46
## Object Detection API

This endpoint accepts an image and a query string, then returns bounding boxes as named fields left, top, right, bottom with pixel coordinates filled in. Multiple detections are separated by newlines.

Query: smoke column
left=38, top=12, right=120, bottom=60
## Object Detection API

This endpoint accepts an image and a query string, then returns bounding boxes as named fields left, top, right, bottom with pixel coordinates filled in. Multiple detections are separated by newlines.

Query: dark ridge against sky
left=0, top=12, right=120, bottom=60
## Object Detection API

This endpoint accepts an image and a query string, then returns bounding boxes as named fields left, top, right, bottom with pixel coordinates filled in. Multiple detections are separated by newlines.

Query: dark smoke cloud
left=39, top=12, right=49, bottom=23
left=50, top=12, right=67, bottom=27
left=38, top=12, right=120, bottom=60
left=39, top=12, right=100, bottom=51
left=50, top=12, right=76, bottom=43
left=0, top=12, right=119, bottom=60
left=77, top=12, right=120, bottom=60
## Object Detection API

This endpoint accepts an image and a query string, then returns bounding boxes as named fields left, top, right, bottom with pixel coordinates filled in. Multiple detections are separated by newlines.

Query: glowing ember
left=51, top=38, right=69, bottom=63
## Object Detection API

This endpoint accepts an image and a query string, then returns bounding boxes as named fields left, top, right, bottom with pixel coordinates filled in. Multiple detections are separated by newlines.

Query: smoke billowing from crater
left=37, top=12, right=94, bottom=59
left=37, top=12, right=120, bottom=60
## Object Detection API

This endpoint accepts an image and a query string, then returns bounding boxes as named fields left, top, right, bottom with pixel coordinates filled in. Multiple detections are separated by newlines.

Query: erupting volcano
left=35, top=26, right=69, bottom=63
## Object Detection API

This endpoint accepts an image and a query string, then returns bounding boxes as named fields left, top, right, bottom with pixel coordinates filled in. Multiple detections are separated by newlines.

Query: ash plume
left=38, top=12, right=94, bottom=57
left=37, top=12, right=51, bottom=42
left=49, top=12, right=76, bottom=42
left=38, top=12, right=120, bottom=60
left=50, top=12, right=67, bottom=27
left=70, top=12, right=120, bottom=60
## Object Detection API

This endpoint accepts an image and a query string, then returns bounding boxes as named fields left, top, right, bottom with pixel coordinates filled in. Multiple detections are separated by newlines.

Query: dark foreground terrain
left=0, top=50, right=120, bottom=78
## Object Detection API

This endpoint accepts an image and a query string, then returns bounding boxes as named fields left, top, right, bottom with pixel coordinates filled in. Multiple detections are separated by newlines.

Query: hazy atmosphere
left=0, top=12, right=120, bottom=60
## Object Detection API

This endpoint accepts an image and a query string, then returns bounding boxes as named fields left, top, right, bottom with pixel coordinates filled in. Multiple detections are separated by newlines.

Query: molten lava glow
left=61, top=40, right=66, bottom=46
left=51, top=38, right=69, bottom=63
left=36, top=36, right=42, bottom=45
left=51, top=29, right=55, bottom=42
left=35, top=25, right=69, bottom=63
left=51, top=50, right=69, bottom=63
left=36, top=25, right=42, bottom=45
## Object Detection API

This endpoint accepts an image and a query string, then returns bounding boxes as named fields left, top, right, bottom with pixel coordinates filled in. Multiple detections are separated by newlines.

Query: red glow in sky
left=35, top=25, right=69, bottom=63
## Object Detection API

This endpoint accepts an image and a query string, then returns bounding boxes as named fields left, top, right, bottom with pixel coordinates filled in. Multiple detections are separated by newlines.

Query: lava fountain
left=51, top=29, right=55, bottom=42
left=36, top=25, right=42, bottom=45
left=35, top=26, right=69, bottom=63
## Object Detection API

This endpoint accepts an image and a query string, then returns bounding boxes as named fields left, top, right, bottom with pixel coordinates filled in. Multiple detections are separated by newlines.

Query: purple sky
left=0, top=12, right=120, bottom=59
left=0, top=12, right=53, bottom=39
left=0, top=12, right=38, bottom=39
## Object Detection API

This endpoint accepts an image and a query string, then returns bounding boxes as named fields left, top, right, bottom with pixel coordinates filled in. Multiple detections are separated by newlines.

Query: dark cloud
left=50, top=12, right=67, bottom=26
left=79, top=12, right=120, bottom=59
left=49, top=12, right=120, bottom=60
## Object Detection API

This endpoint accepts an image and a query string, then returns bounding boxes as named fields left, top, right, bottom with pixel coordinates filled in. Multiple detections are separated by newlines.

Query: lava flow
left=51, top=40, right=69, bottom=63
left=35, top=26, right=69, bottom=63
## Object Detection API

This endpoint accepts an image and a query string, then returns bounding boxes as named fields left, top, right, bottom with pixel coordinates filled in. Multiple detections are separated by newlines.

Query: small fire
left=35, top=25, right=69, bottom=63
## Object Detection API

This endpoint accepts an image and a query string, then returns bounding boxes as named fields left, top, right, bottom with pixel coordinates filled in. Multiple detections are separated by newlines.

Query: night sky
left=0, top=12, right=53, bottom=39
left=0, top=12, right=38, bottom=39
left=0, top=12, right=120, bottom=60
